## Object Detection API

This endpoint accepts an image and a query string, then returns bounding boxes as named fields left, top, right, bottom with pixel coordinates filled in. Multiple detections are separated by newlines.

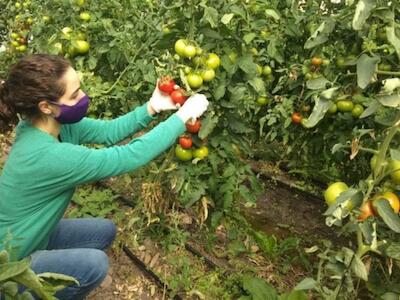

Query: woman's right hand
left=175, top=94, right=209, bottom=123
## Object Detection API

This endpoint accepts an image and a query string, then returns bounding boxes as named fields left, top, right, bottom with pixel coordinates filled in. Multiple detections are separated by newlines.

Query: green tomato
left=193, top=146, right=209, bottom=160
left=336, top=57, right=346, bottom=68
left=17, top=45, right=27, bottom=52
left=201, top=69, right=216, bottom=82
left=328, top=103, right=338, bottom=114
left=184, top=44, right=196, bottom=58
left=175, top=145, right=193, bottom=161
left=15, top=2, right=21, bottom=9
left=228, top=52, right=238, bottom=63
left=390, top=160, right=400, bottom=184
left=42, top=15, right=51, bottom=23
left=336, top=100, right=354, bottom=112
left=79, top=12, right=91, bottom=22
left=73, top=40, right=90, bottom=54
left=351, top=104, right=364, bottom=118
left=262, top=65, right=272, bottom=76
left=184, top=66, right=192, bottom=74
left=174, top=39, right=187, bottom=56
left=11, top=40, right=19, bottom=47
left=322, top=59, right=330, bottom=66
left=324, top=182, right=349, bottom=206
left=196, top=47, right=203, bottom=55
left=187, top=73, right=203, bottom=89
left=62, top=27, right=73, bottom=40
left=205, top=53, right=221, bottom=69
left=75, top=0, right=85, bottom=6
left=257, top=96, right=268, bottom=106
left=10, top=33, right=19, bottom=39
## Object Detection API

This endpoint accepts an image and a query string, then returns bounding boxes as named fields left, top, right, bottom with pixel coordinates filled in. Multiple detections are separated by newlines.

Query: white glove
left=175, top=94, right=209, bottom=123
left=148, top=81, right=179, bottom=113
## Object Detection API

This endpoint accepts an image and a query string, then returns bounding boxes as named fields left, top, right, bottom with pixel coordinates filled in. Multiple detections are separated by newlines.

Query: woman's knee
left=99, top=218, right=117, bottom=248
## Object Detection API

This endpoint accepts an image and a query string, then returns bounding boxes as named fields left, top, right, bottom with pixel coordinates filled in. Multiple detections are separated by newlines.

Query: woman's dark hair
left=0, top=54, right=71, bottom=132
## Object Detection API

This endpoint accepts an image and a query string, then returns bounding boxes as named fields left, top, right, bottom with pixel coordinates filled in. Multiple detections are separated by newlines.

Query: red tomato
left=179, top=136, right=193, bottom=149
left=291, top=112, right=302, bottom=124
left=170, top=89, right=188, bottom=105
left=186, top=119, right=201, bottom=133
left=158, top=76, right=175, bottom=94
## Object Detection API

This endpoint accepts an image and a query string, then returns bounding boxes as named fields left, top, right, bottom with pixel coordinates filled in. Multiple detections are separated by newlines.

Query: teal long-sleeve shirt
left=0, top=103, right=185, bottom=259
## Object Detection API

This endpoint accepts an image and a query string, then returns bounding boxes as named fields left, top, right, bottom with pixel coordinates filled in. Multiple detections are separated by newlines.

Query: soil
left=87, top=248, right=170, bottom=300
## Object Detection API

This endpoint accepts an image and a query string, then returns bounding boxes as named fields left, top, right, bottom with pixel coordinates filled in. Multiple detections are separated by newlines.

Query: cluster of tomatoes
left=324, top=155, right=400, bottom=221
left=302, top=56, right=331, bottom=80
left=327, top=95, right=365, bottom=118
left=174, top=39, right=221, bottom=89
left=7, top=1, right=33, bottom=53
left=50, top=0, right=90, bottom=57
left=158, top=76, right=209, bottom=162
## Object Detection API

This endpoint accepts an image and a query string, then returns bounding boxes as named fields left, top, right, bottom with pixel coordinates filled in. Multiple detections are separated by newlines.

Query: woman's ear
left=38, top=100, right=58, bottom=116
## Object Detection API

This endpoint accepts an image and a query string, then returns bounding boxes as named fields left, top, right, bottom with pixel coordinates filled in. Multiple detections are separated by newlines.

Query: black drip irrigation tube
left=95, top=181, right=223, bottom=299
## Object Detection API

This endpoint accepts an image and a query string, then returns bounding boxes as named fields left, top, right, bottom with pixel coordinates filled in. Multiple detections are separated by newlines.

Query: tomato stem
left=377, top=70, right=400, bottom=76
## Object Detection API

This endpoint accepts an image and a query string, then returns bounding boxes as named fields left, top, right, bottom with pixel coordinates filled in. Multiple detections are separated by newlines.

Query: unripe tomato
left=336, top=100, right=354, bottom=112
left=79, top=12, right=91, bottom=22
left=75, top=0, right=85, bottom=6
left=53, top=42, right=63, bottom=54
left=205, top=53, right=221, bottom=69
left=201, top=69, right=215, bottom=82
left=311, top=57, right=323, bottom=66
left=170, top=89, right=187, bottom=106
left=184, top=44, right=196, bottom=58
left=186, top=119, right=201, bottom=133
left=193, top=146, right=209, bottom=159
left=187, top=73, right=203, bottom=89
left=174, top=39, right=187, bottom=56
left=336, top=57, right=346, bottom=68
left=262, top=65, right=272, bottom=76
left=15, top=2, right=21, bottom=9
left=158, top=76, right=175, bottom=94
left=74, top=40, right=90, bottom=54
left=11, top=40, right=19, bottom=47
left=10, top=33, right=19, bottom=39
left=389, top=160, right=400, bottom=184
left=228, top=52, right=238, bottom=63
left=328, top=103, right=338, bottom=114
left=17, top=45, right=27, bottom=52
left=196, top=47, right=203, bottom=55
left=42, top=15, right=51, bottom=23
left=26, top=18, right=33, bottom=25
left=184, top=66, right=192, bottom=74
left=358, top=201, right=375, bottom=221
left=351, top=104, right=364, bottom=118
left=256, top=64, right=263, bottom=75
left=322, top=59, right=330, bottom=66
left=257, top=96, right=268, bottom=106
left=373, top=192, right=400, bottom=214
left=324, top=182, right=349, bottom=206
left=178, top=136, right=192, bottom=149
left=62, top=27, right=73, bottom=40
left=175, top=145, right=193, bottom=161
left=291, top=112, right=302, bottom=124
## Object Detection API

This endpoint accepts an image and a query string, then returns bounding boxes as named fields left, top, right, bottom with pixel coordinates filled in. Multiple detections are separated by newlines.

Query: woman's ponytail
left=0, top=80, right=18, bottom=133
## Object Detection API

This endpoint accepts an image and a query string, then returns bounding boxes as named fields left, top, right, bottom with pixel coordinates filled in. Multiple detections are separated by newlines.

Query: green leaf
left=306, top=77, right=331, bottom=90
left=357, top=54, right=380, bottom=89
left=213, top=83, right=226, bottom=100
left=352, top=0, right=376, bottom=30
left=320, top=87, right=339, bottom=100
left=390, top=149, right=400, bottom=161
left=0, top=258, right=31, bottom=282
left=198, top=113, right=219, bottom=139
left=304, top=19, right=336, bottom=49
left=249, top=77, right=266, bottom=95
left=13, top=269, right=53, bottom=300
left=374, top=200, right=400, bottom=233
left=385, top=242, right=400, bottom=260
left=243, top=33, right=257, bottom=44
left=38, top=272, right=79, bottom=287
left=351, top=254, right=368, bottom=281
left=237, top=54, right=257, bottom=74
left=20, top=291, right=35, bottom=300
left=294, top=278, right=317, bottom=290
left=221, top=13, right=234, bottom=25
left=381, top=292, right=400, bottom=300
left=242, top=275, right=278, bottom=300
left=360, top=100, right=381, bottom=118
left=302, top=98, right=332, bottom=128
left=265, top=9, right=280, bottom=21
left=387, top=25, right=400, bottom=61
left=202, top=7, right=219, bottom=28
left=278, top=290, right=308, bottom=300
left=267, top=37, right=285, bottom=64
left=1, top=281, right=18, bottom=297
left=377, top=94, right=400, bottom=107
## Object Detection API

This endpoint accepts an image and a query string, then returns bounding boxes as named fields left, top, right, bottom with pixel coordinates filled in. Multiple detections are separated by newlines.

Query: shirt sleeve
left=46, top=114, right=185, bottom=188
left=60, top=103, right=155, bottom=146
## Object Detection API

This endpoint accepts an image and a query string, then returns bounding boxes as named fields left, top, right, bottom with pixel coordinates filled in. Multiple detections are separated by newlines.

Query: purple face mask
left=50, top=94, right=90, bottom=124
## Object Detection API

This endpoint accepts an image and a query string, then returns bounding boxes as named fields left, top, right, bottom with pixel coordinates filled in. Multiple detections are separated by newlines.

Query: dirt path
left=87, top=249, right=169, bottom=300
